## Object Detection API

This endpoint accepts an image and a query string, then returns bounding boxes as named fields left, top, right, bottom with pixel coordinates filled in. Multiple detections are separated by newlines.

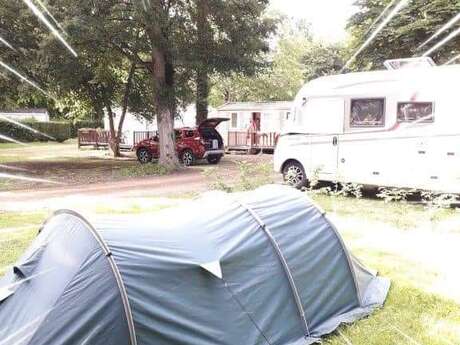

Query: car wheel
left=137, top=148, right=152, bottom=164
left=181, top=150, right=195, bottom=167
left=283, top=161, right=307, bottom=189
left=207, top=155, right=222, bottom=165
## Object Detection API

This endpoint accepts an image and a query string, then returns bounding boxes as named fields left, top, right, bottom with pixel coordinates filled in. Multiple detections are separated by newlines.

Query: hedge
left=0, top=119, right=103, bottom=143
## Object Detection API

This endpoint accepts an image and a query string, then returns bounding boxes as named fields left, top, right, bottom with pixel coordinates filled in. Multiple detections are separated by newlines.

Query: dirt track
left=0, top=154, right=277, bottom=209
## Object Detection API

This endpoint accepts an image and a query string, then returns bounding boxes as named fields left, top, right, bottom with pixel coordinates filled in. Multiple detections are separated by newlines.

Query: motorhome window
left=350, top=99, right=385, bottom=127
left=397, top=102, right=434, bottom=123
left=231, top=113, right=238, bottom=128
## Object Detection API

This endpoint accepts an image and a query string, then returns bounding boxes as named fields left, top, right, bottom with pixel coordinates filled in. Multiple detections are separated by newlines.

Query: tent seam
left=235, top=200, right=311, bottom=338
left=222, top=279, right=273, bottom=345
left=48, top=210, right=138, bottom=345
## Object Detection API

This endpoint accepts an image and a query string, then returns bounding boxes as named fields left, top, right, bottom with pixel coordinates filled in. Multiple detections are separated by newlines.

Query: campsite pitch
left=1, top=192, right=459, bottom=344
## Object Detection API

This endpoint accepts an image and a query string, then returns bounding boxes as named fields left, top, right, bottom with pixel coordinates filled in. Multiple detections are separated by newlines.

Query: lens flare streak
left=22, top=0, right=77, bottom=57
left=0, top=60, right=49, bottom=96
left=364, top=0, right=398, bottom=36
left=0, top=36, right=15, bottom=51
left=0, top=173, right=62, bottom=185
left=0, top=164, right=31, bottom=172
left=445, top=53, right=460, bottom=65
left=0, top=115, right=55, bottom=141
left=422, top=26, right=460, bottom=57
left=418, top=12, right=460, bottom=50
left=341, top=0, right=410, bottom=72
left=0, top=134, right=25, bottom=145
left=35, top=0, right=67, bottom=35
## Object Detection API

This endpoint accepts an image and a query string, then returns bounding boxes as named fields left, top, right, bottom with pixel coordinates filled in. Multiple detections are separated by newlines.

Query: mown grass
left=1, top=196, right=459, bottom=344
left=0, top=210, right=48, bottom=229
left=0, top=211, right=48, bottom=276
left=0, top=141, right=59, bottom=150
left=310, top=193, right=458, bottom=230
left=324, top=246, right=460, bottom=345
left=114, top=163, right=171, bottom=178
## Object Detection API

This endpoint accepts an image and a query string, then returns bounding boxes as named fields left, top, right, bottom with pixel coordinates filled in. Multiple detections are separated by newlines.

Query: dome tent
left=0, top=185, right=389, bottom=345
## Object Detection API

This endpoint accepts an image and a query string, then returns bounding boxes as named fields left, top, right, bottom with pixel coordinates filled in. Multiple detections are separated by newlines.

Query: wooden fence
left=78, top=129, right=124, bottom=149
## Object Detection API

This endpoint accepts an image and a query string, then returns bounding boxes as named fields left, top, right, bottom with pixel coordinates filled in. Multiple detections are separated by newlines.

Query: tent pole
left=235, top=201, right=311, bottom=338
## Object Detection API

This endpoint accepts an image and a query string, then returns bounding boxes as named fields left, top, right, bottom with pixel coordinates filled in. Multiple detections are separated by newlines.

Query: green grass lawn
left=1, top=196, right=459, bottom=344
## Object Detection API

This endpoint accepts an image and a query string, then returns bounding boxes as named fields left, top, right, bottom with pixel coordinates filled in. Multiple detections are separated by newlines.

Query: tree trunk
left=195, top=0, right=211, bottom=125
left=157, top=106, right=178, bottom=168
left=116, top=62, right=137, bottom=151
left=151, top=48, right=180, bottom=169
left=106, top=105, right=121, bottom=157
left=196, top=70, right=209, bottom=125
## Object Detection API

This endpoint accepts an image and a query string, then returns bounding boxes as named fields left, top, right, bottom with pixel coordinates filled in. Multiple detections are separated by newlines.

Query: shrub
left=0, top=120, right=72, bottom=143
left=377, top=187, right=415, bottom=203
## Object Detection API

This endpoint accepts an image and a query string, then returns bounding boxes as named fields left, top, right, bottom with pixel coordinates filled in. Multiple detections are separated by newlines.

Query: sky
left=270, top=0, right=358, bottom=43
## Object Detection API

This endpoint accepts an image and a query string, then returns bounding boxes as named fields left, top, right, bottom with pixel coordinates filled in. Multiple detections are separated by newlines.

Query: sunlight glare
left=422, top=27, right=460, bottom=57
left=0, top=173, right=62, bottom=185
left=418, top=12, right=460, bottom=50
left=0, top=60, right=49, bottom=97
left=341, top=0, right=410, bottom=72
left=0, top=115, right=56, bottom=141
left=22, top=0, right=77, bottom=57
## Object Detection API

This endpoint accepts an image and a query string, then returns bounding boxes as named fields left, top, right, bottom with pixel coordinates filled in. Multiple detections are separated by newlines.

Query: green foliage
left=209, top=18, right=344, bottom=106
left=0, top=120, right=72, bottom=143
left=347, top=0, right=460, bottom=70
left=376, top=187, right=416, bottom=203
left=421, top=191, right=460, bottom=209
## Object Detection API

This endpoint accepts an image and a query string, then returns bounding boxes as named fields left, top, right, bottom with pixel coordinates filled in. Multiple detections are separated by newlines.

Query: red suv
left=134, top=118, right=229, bottom=166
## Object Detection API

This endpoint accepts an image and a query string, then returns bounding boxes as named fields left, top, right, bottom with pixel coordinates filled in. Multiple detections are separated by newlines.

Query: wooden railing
left=227, top=131, right=279, bottom=151
left=78, top=129, right=123, bottom=149
left=133, top=131, right=157, bottom=146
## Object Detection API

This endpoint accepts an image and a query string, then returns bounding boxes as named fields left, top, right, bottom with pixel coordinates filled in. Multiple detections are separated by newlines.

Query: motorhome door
left=303, top=98, right=344, bottom=179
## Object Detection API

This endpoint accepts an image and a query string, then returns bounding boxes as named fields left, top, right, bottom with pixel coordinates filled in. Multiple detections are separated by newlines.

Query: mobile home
left=217, top=101, right=292, bottom=151
left=274, top=60, right=460, bottom=194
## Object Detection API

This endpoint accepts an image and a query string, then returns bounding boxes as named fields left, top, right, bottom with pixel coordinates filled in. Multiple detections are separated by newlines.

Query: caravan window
left=397, top=102, right=434, bottom=123
left=350, top=98, right=385, bottom=127
left=231, top=113, right=238, bottom=128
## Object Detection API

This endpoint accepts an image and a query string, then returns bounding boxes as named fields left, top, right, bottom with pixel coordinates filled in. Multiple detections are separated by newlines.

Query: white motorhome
left=274, top=59, right=460, bottom=194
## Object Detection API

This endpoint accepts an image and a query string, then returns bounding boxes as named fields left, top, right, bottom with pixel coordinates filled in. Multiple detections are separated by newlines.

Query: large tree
left=190, top=0, right=275, bottom=124
left=0, top=1, right=54, bottom=112
left=54, top=0, right=274, bottom=168
left=347, top=0, right=460, bottom=70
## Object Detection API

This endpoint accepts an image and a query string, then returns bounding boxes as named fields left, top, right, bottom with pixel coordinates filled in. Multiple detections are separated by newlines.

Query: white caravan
left=274, top=60, right=460, bottom=194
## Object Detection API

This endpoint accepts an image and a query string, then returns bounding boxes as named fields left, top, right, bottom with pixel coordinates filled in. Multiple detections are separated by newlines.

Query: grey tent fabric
left=0, top=185, right=390, bottom=345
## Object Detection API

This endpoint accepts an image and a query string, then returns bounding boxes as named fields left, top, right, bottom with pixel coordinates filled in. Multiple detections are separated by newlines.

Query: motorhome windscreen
left=350, top=98, right=385, bottom=128
left=397, top=102, right=434, bottom=123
